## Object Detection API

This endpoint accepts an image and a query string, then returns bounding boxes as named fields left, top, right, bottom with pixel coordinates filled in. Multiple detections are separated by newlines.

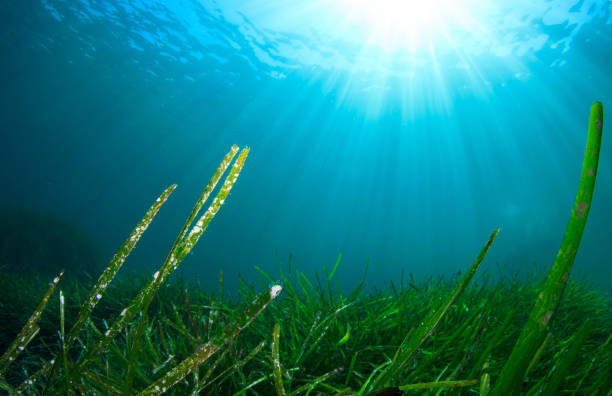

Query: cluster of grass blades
left=0, top=144, right=285, bottom=394
left=0, top=103, right=609, bottom=395
left=1, top=249, right=610, bottom=395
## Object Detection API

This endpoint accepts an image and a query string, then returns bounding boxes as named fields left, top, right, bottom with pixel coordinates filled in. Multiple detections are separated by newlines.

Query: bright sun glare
left=333, top=0, right=482, bottom=51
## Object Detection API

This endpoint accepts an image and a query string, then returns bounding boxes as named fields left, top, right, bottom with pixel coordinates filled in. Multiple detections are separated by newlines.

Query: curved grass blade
left=491, top=102, right=604, bottom=395
left=291, top=368, right=343, bottom=396
left=0, top=270, right=63, bottom=376
left=370, top=229, right=500, bottom=390
left=328, top=254, right=342, bottom=281
left=138, top=285, right=282, bottom=395
left=232, top=373, right=272, bottom=396
left=359, top=361, right=393, bottom=395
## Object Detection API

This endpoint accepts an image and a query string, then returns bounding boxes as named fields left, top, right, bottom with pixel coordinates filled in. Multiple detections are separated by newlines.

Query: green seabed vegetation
left=0, top=103, right=610, bottom=395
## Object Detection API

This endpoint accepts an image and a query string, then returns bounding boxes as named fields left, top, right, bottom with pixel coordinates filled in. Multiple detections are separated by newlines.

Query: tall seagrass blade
left=67, top=145, right=248, bottom=382
left=491, top=102, right=604, bottom=395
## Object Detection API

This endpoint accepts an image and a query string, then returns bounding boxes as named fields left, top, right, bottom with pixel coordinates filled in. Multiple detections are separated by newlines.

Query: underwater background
left=1, top=0, right=612, bottom=295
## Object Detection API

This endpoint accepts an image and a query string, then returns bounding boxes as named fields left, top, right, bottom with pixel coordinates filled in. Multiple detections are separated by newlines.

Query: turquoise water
left=1, top=0, right=611, bottom=293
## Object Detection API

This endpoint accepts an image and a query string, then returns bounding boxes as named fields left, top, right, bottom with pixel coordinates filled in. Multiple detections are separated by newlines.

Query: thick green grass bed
left=1, top=260, right=611, bottom=395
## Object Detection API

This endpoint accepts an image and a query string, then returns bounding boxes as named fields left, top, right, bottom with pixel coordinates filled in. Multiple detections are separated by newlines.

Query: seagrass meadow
left=0, top=104, right=610, bottom=395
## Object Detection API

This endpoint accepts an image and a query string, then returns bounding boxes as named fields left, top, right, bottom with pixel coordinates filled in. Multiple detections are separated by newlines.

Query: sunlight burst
left=333, top=0, right=481, bottom=51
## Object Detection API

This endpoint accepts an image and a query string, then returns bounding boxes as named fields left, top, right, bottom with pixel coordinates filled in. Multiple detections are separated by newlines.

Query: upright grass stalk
left=370, top=228, right=499, bottom=391
left=271, top=323, right=287, bottom=396
left=491, top=102, right=604, bottom=395
left=58, top=290, right=69, bottom=390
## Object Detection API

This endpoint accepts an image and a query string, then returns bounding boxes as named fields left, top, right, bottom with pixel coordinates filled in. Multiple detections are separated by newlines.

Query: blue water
left=1, top=0, right=611, bottom=294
